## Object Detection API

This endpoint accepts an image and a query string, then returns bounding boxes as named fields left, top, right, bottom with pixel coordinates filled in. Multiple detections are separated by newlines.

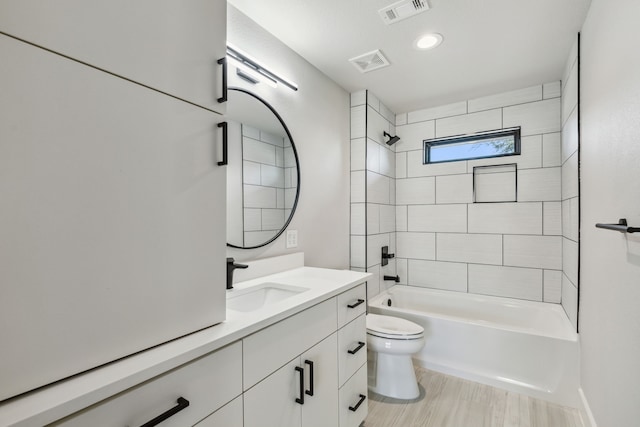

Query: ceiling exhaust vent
left=349, top=49, right=390, bottom=73
left=379, top=0, right=430, bottom=25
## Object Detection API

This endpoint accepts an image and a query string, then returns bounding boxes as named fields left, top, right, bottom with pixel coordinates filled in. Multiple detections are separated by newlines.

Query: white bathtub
left=368, top=285, right=579, bottom=407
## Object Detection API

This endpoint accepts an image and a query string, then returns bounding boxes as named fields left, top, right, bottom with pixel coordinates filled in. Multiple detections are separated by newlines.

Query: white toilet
left=366, top=313, right=425, bottom=399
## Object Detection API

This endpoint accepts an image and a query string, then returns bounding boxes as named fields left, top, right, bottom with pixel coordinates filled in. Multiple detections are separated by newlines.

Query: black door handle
left=139, top=397, right=189, bottom=427
left=217, top=121, right=228, bottom=166
left=295, top=366, right=305, bottom=405
left=217, top=57, right=227, bottom=103
left=347, top=341, right=366, bottom=355
left=348, top=394, right=366, bottom=412
left=304, top=360, right=314, bottom=397
left=347, top=299, right=365, bottom=309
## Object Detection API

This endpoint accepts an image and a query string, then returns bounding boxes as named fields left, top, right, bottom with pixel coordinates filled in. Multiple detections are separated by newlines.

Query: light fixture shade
left=414, top=33, right=443, bottom=50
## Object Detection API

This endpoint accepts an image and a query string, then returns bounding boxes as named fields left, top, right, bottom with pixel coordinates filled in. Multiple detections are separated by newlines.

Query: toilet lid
left=366, top=313, right=424, bottom=337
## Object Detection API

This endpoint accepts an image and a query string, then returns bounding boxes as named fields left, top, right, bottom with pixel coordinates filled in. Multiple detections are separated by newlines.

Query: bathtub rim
left=368, top=285, right=578, bottom=342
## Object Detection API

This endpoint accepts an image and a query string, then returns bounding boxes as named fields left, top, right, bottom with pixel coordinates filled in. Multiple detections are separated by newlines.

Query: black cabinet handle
left=304, top=360, right=314, bottom=397
left=348, top=394, right=367, bottom=412
left=139, top=397, right=189, bottom=427
left=347, top=299, right=365, bottom=309
left=217, top=121, right=228, bottom=166
left=295, top=366, right=305, bottom=405
left=217, top=57, right=227, bottom=103
left=347, top=341, right=366, bottom=355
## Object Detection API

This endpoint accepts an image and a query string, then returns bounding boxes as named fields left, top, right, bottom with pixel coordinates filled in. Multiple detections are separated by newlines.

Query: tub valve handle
left=381, top=246, right=395, bottom=266
left=383, top=275, right=400, bottom=283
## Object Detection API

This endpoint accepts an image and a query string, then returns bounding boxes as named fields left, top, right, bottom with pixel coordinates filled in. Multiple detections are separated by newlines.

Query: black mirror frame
left=226, top=87, right=301, bottom=249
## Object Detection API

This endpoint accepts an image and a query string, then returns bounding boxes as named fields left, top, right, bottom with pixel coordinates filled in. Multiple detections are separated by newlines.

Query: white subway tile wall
left=468, top=264, right=543, bottom=301
left=435, top=174, right=474, bottom=204
left=394, top=82, right=563, bottom=302
left=352, top=81, right=577, bottom=312
left=350, top=91, right=397, bottom=298
left=544, top=269, right=563, bottom=303
left=408, top=260, right=468, bottom=292
left=241, top=123, right=290, bottom=245
left=468, top=85, right=542, bottom=113
left=437, top=233, right=503, bottom=265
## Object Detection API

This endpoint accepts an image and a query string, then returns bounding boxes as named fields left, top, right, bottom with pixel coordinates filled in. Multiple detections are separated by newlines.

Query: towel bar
left=595, top=218, right=640, bottom=233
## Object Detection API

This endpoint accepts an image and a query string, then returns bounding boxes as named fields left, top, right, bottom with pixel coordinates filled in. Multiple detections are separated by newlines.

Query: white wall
left=226, top=6, right=351, bottom=268
left=579, top=0, right=640, bottom=425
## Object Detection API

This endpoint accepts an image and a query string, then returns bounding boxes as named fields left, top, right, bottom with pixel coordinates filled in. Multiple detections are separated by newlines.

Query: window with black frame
left=424, top=127, right=521, bottom=164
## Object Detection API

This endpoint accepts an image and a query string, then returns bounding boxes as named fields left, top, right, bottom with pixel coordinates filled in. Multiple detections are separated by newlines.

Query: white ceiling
left=227, top=0, right=591, bottom=114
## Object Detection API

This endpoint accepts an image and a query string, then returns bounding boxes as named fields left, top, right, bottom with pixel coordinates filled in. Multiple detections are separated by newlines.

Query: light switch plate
left=286, top=230, right=298, bottom=248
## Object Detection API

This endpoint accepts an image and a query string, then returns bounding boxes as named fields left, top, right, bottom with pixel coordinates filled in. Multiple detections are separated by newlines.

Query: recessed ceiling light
left=414, top=33, right=443, bottom=50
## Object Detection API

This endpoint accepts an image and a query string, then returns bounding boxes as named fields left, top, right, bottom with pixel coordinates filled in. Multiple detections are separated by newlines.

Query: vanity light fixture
left=383, top=131, right=401, bottom=146
left=413, top=33, right=443, bottom=50
left=235, top=64, right=278, bottom=88
left=227, top=45, right=299, bottom=91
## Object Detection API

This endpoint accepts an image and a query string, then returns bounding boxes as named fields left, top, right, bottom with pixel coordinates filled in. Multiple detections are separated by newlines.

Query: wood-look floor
left=364, top=367, right=584, bottom=427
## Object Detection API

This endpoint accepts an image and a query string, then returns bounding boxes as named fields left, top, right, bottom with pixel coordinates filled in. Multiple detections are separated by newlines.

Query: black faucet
left=226, top=257, right=248, bottom=290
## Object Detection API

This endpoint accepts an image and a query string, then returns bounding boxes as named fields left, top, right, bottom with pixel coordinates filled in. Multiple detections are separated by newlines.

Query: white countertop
left=0, top=265, right=371, bottom=426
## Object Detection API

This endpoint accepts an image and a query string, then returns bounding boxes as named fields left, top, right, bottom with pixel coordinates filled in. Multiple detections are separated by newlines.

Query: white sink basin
left=227, top=282, right=309, bottom=313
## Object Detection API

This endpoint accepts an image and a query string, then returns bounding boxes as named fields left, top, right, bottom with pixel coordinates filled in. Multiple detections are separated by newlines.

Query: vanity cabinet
left=242, top=284, right=368, bottom=427
left=0, top=32, right=227, bottom=402
left=52, top=342, right=242, bottom=426
left=0, top=0, right=227, bottom=114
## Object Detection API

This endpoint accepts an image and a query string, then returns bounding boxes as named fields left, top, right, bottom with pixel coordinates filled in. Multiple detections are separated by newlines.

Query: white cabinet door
left=244, top=334, right=339, bottom=427
left=243, top=358, right=302, bottom=427
left=0, top=34, right=227, bottom=401
left=301, top=334, right=339, bottom=427
left=0, top=0, right=227, bottom=113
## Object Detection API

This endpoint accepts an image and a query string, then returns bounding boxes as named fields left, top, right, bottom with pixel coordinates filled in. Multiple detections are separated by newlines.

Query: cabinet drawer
left=339, top=364, right=368, bottom=427
left=338, top=314, right=367, bottom=387
left=243, top=298, right=338, bottom=390
left=53, top=342, right=242, bottom=427
left=337, top=283, right=366, bottom=328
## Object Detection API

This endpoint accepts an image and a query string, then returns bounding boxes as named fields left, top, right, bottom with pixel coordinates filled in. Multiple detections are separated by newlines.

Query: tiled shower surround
left=351, top=79, right=579, bottom=324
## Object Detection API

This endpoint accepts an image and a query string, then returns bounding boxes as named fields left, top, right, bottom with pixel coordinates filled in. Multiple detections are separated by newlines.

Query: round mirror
left=226, top=88, right=300, bottom=249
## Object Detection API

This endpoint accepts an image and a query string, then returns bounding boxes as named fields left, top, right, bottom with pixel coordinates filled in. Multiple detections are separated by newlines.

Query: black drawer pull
left=347, top=341, right=365, bottom=355
left=347, top=299, right=365, bottom=309
left=349, top=394, right=367, bottom=412
left=217, top=57, right=227, bottom=103
left=295, top=366, right=305, bottom=405
left=139, top=397, right=189, bottom=427
left=304, top=360, right=314, bottom=396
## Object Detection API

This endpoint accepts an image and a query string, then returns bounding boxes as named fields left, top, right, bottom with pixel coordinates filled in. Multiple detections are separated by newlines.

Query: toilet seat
left=366, top=313, right=424, bottom=340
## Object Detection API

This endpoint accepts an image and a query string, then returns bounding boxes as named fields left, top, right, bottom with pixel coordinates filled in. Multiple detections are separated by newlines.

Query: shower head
left=383, top=131, right=401, bottom=146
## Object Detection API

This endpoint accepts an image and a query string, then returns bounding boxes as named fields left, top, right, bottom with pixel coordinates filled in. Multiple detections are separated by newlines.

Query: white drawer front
left=337, top=283, right=367, bottom=328
left=243, top=298, right=338, bottom=390
left=53, top=341, right=242, bottom=427
left=338, top=314, right=367, bottom=387
left=339, top=364, right=368, bottom=427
